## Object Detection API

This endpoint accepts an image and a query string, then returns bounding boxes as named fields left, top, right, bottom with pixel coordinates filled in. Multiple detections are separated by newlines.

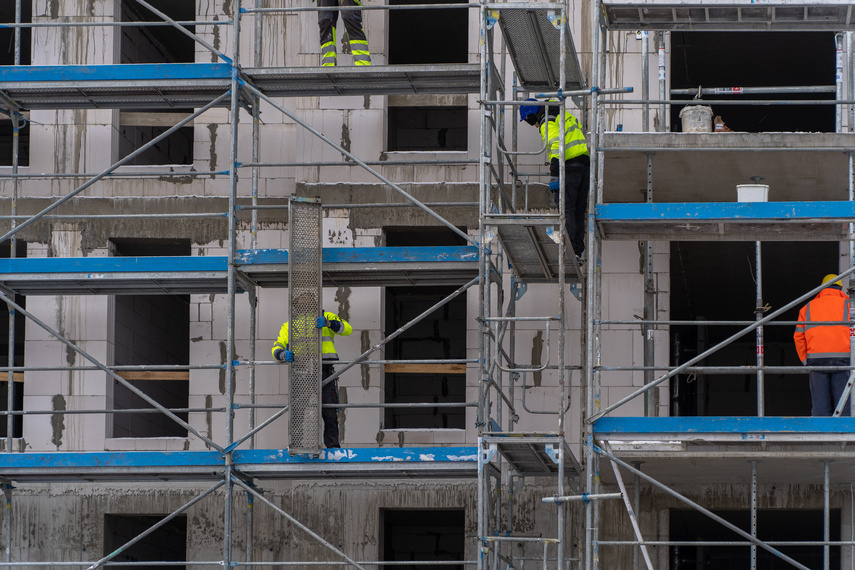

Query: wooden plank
left=384, top=363, right=466, bottom=374
left=115, top=371, right=190, bottom=381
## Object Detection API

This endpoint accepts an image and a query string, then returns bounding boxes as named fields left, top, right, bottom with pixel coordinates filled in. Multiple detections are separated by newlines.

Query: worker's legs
left=563, top=161, right=589, bottom=258
left=321, top=364, right=341, bottom=447
left=809, top=369, right=833, bottom=416
left=317, top=0, right=339, bottom=66
left=340, top=0, right=371, bottom=65
left=829, top=362, right=852, bottom=416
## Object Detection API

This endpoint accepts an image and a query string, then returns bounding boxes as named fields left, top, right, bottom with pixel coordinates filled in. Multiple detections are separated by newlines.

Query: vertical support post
left=755, top=242, right=765, bottom=417
left=657, top=33, right=666, bottom=132
left=851, top=152, right=855, bottom=418
left=641, top=32, right=649, bottom=133
left=836, top=34, right=844, bottom=133
left=6, top=111, right=20, bottom=451
left=632, top=462, right=644, bottom=570
left=643, top=153, right=655, bottom=417
left=824, top=460, right=831, bottom=570
left=225, top=3, right=243, bottom=568
left=750, top=460, right=758, bottom=570
left=848, top=33, right=854, bottom=132
left=3, top=481, right=12, bottom=569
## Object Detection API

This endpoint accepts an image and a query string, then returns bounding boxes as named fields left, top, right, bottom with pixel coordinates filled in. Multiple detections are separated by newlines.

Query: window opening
left=669, top=241, right=837, bottom=416
left=104, top=514, right=187, bottom=570
left=0, top=2, right=32, bottom=65
left=110, top=239, right=190, bottom=438
left=381, top=508, right=465, bottom=568
left=384, top=227, right=467, bottom=430
left=670, top=32, right=835, bottom=133
left=388, top=0, right=467, bottom=65
left=0, top=240, right=25, bottom=438
left=119, top=0, right=195, bottom=165
left=387, top=106, right=467, bottom=152
left=670, top=509, right=840, bottom=569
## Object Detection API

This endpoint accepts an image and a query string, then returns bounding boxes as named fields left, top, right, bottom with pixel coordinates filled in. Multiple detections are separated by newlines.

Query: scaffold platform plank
left=494, top=221, right=582, bottom=282
left=0, top=447, right=478, bottom=483
left=0, top=63, right=483, bottom=111
left=0, top=246, right=480, bottom=295
left=497, top=8, right=585, bottom=91
left=601, top=0, right=855, bottom=31
left=483, top=434, right=582, bottom=479
left=596, top=201, right=855, bottom=241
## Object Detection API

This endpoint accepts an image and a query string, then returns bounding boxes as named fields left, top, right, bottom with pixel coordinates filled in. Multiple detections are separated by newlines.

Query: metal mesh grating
left=498, top=9, right=585, bottom=90
left=288, top=198, right=323, bottom=454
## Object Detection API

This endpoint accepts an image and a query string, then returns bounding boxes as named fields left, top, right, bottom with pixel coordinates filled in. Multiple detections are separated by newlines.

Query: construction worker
left=794, top=274, right=852, bottom=416
left=520, top=98, right=590, bottom=264
left=317, top=0, right=371, bottom=66
left=273, top=306, right=353, bottom=448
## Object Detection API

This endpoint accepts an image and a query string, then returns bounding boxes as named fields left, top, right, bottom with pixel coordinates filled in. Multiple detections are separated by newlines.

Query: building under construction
left=1, top=0, right=855, bottom=568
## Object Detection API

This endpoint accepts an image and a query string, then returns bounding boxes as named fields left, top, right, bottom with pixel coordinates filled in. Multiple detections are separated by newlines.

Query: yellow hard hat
left=821, top=274, right=843, bottom=287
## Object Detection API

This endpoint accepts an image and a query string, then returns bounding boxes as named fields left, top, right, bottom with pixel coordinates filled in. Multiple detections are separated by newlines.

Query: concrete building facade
left=1, top=0, right=854, bottom=568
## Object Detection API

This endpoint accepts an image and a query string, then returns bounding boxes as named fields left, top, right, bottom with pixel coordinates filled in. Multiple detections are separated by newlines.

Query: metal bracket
left=514, top=281, right=528, bottom=301
left=570, top=281, right=581, bottom=301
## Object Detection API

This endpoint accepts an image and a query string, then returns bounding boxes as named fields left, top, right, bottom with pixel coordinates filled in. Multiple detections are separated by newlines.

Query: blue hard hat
left=519, top=98, right=541, bottom=122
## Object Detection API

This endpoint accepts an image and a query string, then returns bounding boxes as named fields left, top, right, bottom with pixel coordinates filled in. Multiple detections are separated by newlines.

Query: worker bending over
left=520, top=99, right=590, bottom=264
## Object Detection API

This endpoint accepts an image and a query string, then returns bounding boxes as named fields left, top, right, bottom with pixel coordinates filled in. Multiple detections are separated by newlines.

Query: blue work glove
left=316, top=316, right=326, bottom=329
left=284, top=350, right=294, bottom=362
left=318, top=316, right=344, bottom=333
left=549, top=178, right=560, bottom=191
left=273, top=348, right=294, bottom=362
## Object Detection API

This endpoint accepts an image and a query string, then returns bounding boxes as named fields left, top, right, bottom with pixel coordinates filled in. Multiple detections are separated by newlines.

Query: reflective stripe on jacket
left=539, top=113, right=588, bottom=162
left=272, top=311, right=353, bottom=361
left=794, top=287, right=851, bottom=363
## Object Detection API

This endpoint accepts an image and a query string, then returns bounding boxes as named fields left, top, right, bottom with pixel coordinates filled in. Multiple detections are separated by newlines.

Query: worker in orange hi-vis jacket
left=794, top=274, right=852, bottom=416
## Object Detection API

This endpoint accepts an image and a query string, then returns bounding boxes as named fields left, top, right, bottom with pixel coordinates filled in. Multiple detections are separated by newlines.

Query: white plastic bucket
left=678, top=105, right=713, bottom=132
left=737, top=184, right=769, bottom=202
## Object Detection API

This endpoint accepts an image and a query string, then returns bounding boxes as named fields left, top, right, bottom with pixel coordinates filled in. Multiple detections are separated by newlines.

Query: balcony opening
left=381, top=508, right=465, bottom=568
left=670, top=509, right=839, bottom=569
left=119, top=0, right=195, bottom=165
left=384, top=227, right=468, bottom=430
left=669, top=241, right=838, bottom=417
left=670, top=32, right=836, bottom=133
left=387, top=106, right=468, bottom=152
left=0, top=240, right=25, bottom=438
left=110, top=239, right=190, bottom=439
left=388, top=0, right=467, bottom=65
left=104, top=514, right=186, bottom=569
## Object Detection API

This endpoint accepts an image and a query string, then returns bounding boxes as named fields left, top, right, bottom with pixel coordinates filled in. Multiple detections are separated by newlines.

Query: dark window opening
left=669, top=241, right=838, bottom=416
left=104, top=514, right=186, bottom=570
left=382, top=509, right=465, bottom=569
left=118, top=114, right=194, bottom=166
left=384, top=227, right=467, bottom=430
left=388, top=0, right=467, bottom=64
left=388, top=107, right=467, bottom=152
left=670, top=32, right=836, bottom=133
left=0, top=118, right=30, bottom=167
left=0, top=240, right=25, bottom=438
left=111, top=239, right=190, bottom=438
left=670, top=509, right=839, bottom=569
left=0, top=2, right=32, bottom=65
left=120, top=1, right=195, bottom=165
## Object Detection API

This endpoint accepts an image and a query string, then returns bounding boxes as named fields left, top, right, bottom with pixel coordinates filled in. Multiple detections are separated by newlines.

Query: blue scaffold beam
left=594, top=416, right=855, bottom=434
left=234, top=446, right=479, bottom=464
left=0, top=63, right=232, bottom=83
left=235, top=245, right=480, bottom=265
left=596, top=201, right=855, bottom=222
left=0, top=256, right=228, bottom=274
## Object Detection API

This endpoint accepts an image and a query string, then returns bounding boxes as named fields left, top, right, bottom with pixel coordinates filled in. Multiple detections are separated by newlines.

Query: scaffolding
left=1, top=0, right=855, bottom=568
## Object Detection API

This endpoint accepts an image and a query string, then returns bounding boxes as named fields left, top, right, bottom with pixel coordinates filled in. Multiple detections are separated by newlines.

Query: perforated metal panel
left=288, top=197, right=323, bottom=455
left=498, top=9, right=585, bottom=91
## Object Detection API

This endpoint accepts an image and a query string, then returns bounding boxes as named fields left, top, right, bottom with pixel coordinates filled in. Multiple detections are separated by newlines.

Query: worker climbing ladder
left=287, top=196, right=324, bottom=455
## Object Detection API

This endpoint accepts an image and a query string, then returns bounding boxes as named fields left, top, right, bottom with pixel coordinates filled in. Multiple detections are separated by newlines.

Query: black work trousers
left=317, top=0, right=368, bottom=46
left=322, top=364, right=341, bottom=448
left=555, top=158, right=590, bottom=258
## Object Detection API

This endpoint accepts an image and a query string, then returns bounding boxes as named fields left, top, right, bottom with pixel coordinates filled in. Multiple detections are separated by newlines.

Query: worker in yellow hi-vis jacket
left=317, top=0, right=371, bottom=67
left=273, top=310, right=353, bottom=447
